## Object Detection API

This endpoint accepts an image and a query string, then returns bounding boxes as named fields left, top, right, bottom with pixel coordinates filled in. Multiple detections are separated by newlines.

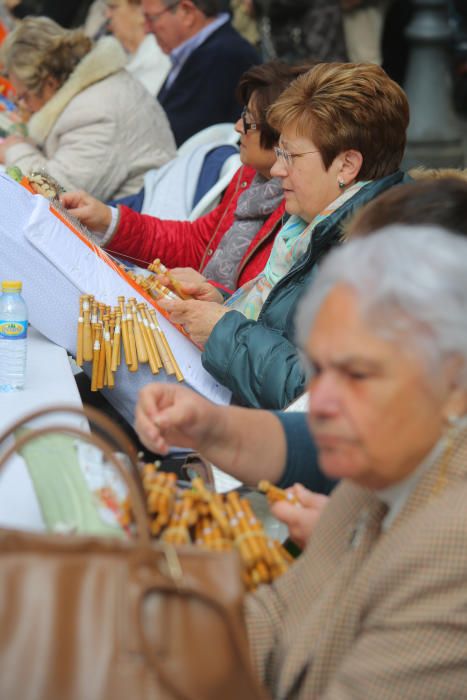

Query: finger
left=137, top=383, right=173, bottom=419
left=292, top=484, right=316, bottom=506
left=157, top=299, right=180, bottom=313
left=270, top=501, right=302, bottom=528
left=292, top=483, right=329, bottom=509
left=60, top=191, right=86, bottom=209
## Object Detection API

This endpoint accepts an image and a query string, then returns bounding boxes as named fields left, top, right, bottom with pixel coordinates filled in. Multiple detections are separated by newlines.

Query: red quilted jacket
left=105, top=165, right=285, bottom=291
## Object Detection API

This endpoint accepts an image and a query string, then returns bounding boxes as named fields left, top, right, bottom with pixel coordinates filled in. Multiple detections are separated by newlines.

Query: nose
left=270, top=155, right=287, bottom=179
left=308, top=372, right=341, bottom=420
left=234, top=116, right=244, bottom=135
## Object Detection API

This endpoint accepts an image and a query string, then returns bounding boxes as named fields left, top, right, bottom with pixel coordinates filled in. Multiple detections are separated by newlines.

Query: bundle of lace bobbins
left=120, top=258, right=192, bottom=303
left=120, top=465, right=293, bottom=591
left=76, top=294, right=183, bottom=390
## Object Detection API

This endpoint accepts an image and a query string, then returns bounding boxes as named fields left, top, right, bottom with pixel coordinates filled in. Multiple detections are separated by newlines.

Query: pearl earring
left=338, top=179, right=346, bottom=189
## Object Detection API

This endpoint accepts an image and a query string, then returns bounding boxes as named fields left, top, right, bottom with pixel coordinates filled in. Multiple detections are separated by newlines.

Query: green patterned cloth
left=17, top=430, right=124, bottom=537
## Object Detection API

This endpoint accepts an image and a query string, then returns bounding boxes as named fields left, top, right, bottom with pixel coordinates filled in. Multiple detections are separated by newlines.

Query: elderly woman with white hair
left=135, top=225, right=467, bottom=698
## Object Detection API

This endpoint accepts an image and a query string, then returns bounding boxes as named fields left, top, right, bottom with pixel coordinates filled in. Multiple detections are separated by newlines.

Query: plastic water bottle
left=0, top=280, right=28, bottom=392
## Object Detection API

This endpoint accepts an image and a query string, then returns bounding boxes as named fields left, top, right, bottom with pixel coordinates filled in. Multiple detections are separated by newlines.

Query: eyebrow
left=310, top=355, right=384, bottom=372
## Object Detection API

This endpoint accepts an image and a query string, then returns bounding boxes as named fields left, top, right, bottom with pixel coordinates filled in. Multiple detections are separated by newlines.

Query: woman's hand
left=157, top=267, right=225, bottom=303
left=60, top=190, right=112, bottom=232
left=158, top=298, right=228, bottom=347
left=270, top=483, right=329, bottom=550
left=0, top=134, right=26, bottom=163
left=135, top=383, right=222, bottom=455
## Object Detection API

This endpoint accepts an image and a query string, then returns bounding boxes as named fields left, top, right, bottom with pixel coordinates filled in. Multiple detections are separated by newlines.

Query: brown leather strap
left=0, top=419, right=150, bottom=545
left=0, top=403, right=137, bottom=460
left=0, top=403, right=144, bottom=497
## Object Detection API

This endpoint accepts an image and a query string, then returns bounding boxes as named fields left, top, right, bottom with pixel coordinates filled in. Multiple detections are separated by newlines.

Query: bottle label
left=0, top=320, right=28, bottom=339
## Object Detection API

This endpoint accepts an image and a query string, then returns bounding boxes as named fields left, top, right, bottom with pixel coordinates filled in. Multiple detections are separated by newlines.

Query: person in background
left=138, top=226, right=467, bottom=697
left=230, top=0, right=259, bottom=48
left=345, top=172, right=467, bottom=240
left=4, top=0, right=95, bottom=26
left=105, top=0, right=170, bottom=95
left=341, top=0, right=392, bottom=65
left=143, top=0, right=259, bottom=146
left=0, top=16, right=176, bottom=199
left=252, top=0, right=347, bottom=63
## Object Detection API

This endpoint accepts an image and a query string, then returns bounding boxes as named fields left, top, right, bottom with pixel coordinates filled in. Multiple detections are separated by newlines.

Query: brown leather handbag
left=0, top=405, right=268, bottom=700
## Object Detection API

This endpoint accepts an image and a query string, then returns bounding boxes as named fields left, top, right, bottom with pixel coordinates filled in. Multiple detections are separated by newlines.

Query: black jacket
left=157, top=21, right=259, bottom=147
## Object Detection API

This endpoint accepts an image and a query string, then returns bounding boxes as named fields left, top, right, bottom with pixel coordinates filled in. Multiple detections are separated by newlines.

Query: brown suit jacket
left=246, top=427, right=467, bottom=699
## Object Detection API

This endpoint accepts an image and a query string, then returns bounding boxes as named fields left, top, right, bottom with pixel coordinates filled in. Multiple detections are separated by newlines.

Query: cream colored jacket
left=5, top=37, right=176, bottom=199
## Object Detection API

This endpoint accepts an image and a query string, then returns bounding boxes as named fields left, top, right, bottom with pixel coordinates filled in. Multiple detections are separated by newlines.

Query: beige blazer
left=246, top=427, right=467, bottom=699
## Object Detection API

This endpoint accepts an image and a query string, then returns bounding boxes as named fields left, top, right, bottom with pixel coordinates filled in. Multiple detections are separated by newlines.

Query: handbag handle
left=0, top=403, right=145, bottom=499
left=0, top=403, right=138, bottom=463
left=0, top=413, right=151, bottom=546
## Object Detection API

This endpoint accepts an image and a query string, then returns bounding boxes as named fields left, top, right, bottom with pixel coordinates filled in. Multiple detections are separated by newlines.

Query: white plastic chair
left=189, top=152, right=242, bottom=221
left=177, top=123, right=239, bottom=157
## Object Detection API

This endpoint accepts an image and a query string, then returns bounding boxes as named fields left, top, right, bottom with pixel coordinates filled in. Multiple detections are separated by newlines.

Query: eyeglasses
left=274, top=145, right=320, bottom=169
left=241, top=107, right=260, bottom=134
left=143, top=0, right=180, bottom=24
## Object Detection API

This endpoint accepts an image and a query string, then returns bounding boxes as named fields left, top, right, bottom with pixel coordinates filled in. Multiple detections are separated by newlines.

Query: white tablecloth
left=0, top=327, right=84, bottom=530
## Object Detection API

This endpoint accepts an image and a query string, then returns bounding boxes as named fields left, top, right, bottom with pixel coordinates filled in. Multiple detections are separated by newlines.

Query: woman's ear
left=338, top=150, right=363, bottom=186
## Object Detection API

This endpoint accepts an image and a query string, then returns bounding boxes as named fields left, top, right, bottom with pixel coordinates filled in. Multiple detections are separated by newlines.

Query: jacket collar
left=28, top=37, right=127, bottom=145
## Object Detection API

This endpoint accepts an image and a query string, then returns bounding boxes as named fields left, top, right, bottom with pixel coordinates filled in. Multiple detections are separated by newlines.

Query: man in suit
left=135, top=225, right=467, bottom=698
left=142, top=0, right=259, bottom=146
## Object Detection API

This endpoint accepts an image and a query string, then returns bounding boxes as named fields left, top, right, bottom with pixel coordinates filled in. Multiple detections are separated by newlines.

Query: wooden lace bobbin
left=90, top=301, right=99, bottom=344
left=149, top=259, right=191, bottom=301
left=138, top=303, right=161, bottom=373
left=158, top=323, right=184, bottom=382
left=141, top=306, right=162, bottom=370
left=90, top=324, right=102, bottom=392
left=192, top=478, right=230, bottom=536
left=76, top=296, right=85, bottom=367
left=118, top=296, right=133, bottom=370
left=103, top=316, right=114, bottom=389
left=240, top=499, right=275, bottom=569
left=258, top=479, right=298, bottom=505
left=111, top=310, right=122, bottom=372
left=128, top=298, right=148, bottom=364
left=148, top=309, right=175, bottom=376
left=96, top=323, right=107, bottom=390
left=82, top=295, right=93, bottom=362
left=227, top=492, right=266, bottom=567
left=125, top=302, right=139, bottom=372
left=162, top=499, right=190, bottom=545
left=108, top=313, right=116, bottom=371
left=225, top=501, right=256, bottom=569
left=147, top=473, right=177, bottom=535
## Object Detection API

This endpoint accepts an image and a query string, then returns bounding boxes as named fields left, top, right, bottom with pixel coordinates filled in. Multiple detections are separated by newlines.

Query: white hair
left=296, top=225, right=467, bottom=386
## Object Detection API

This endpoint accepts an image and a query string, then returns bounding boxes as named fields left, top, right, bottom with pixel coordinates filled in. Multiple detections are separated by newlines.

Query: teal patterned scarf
left=225, top=181, right=368, bottom=320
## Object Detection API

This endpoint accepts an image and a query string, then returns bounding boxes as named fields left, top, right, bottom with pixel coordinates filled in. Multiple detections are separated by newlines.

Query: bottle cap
left=2, top=280, right=22, bottom=292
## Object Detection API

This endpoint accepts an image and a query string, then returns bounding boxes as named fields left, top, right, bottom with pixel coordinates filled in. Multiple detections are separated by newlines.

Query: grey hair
left=296, top=225, right=467, bottom=386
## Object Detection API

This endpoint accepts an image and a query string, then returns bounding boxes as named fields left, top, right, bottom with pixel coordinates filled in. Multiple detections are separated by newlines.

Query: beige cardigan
left=6, top=37, right=176, bottom=199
